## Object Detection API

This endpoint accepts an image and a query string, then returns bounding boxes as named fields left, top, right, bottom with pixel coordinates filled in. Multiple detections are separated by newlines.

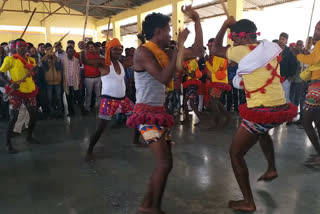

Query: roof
left=96, top=0, right=300, bottom=37
left=44, top=0, right=153, bottom=18
left=48, top=0, right=299, bottom=20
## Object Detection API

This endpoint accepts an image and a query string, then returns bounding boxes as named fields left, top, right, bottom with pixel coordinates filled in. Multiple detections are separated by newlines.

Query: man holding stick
left=0, top=38, right=39, bottom=153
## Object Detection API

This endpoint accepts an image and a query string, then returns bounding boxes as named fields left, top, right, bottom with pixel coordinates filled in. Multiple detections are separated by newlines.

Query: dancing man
left=205, top=38, right=231, bottom=127
left=211, top=17, right=297, bottom=211
left=81, top=39, right=135, bottom=161
left=182, top=58, right=202, bottom=124
left=0, top=38, right=39, bottom=153
left=126, top=6, right=203, bottom=214
left=296, top=21, right=320, bottom=165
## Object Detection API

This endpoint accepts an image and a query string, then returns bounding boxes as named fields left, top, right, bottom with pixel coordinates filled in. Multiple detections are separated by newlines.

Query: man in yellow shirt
left=206, top=38, right=230, bottom=128
left=296, top=21, right=320, bottom=165
left=210, top=18, right=297, bottom=212
left=0, top=38, right=39, bottom=153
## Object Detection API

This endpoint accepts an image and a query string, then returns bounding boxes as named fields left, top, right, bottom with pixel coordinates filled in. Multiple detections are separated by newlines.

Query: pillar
left=227, top=0, right=243, bottom=44
left=112, top=21, right=121, bottom=41
left=44, top=24, right=51, bottom=44
left=172, top=0, right=185, bottom=41
left=228, top=0, right=243, bottom=20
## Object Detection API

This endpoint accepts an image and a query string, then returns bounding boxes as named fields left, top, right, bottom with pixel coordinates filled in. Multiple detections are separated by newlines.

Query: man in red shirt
left=84, top=41, right=101, bottom=111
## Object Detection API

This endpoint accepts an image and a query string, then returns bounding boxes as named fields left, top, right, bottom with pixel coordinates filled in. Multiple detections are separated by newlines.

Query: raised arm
left=80, top=50, right=104, bottom=67
left=182, top=6, right=204, bottom=60
left=211, top=16, right=236, bottom=59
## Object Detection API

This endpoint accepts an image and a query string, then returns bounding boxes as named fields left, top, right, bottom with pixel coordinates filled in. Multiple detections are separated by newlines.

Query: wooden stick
left=41, top=31, right=70, bottom=61
left=306, top=0, right=316, bottom=44
left=20, top=8, right=36, bottom=38
left=219, top=0, right=229, bottom=18
left=106, top=17, right=111, bottom=41
left=57, top=31, right=71, bottom=44
left=3, top=72, right=31, bottom=102
left=83, top=0, right=90, bottom=41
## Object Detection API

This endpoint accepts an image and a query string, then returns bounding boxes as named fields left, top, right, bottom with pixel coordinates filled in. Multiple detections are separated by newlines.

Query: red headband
left=228, top=32, right=261, bottom=39
left=16, top=42, right=28, bottom=47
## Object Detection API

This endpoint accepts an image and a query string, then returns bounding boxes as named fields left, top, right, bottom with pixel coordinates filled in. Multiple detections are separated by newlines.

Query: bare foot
left=85, top=153, right=95, bottom=162
left=228, top=200, right=256, bottom=212
left=257, top=170, right=278, bottom=182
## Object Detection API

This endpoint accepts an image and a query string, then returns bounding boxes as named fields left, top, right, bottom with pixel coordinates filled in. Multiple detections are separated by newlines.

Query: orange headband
left=105, top=38, right=122, bottom=66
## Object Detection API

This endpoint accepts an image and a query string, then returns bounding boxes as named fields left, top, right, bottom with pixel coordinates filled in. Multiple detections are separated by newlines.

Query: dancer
left=205, top=38, right=231, bottom=127
left=80, top=38, right=134, bottom=161
left=0, top=38, right=39, bottom=153
left=182, top=58, right=202, bottom=123
left=126, top=6, right=203, bottom=214
left=296, top=21, right=320, bottom=165
left=211, top=17, right=297, bottom=211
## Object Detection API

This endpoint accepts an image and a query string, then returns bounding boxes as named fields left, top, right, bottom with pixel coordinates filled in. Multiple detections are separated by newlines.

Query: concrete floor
left=0, top=113, right=320, bottom=214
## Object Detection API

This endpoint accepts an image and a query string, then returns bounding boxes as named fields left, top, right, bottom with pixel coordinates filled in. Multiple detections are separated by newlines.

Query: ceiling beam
left=42, top=1, right=50, bottom=12
left=25, top=0, right=129, bottom=9
left=41, top=5, right=64, bottom=22
left=62, top=6, right=69, bottom=14
left=0, top=0, right=8, bottom=15
left=244, top=0, right=261, bottom=10
left=1, top=9, right=104, bottom=18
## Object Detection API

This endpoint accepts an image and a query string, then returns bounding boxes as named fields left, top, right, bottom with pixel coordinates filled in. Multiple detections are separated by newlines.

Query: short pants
left=304, top=82, right=320, bottom=112
left=210, top=87, right=223, bottom=99
left=99, top=96, right=134, bottom=120
left=9, top=95, right=37, bottom=110
left=185, top=85, right=199, bottom=99
left=241, top=119, right=275, bottom=136
left=137, top=124, right=172, bottom=144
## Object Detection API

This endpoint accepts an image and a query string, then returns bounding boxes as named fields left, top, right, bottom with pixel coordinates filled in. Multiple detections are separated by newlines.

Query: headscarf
left=105, top=38, right=122, bottom=66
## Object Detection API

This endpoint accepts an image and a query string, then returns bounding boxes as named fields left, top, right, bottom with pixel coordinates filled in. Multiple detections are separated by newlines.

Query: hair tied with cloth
left=105, top=38, right=122, bottom=66
left=228, top=32, right=261, bottom=39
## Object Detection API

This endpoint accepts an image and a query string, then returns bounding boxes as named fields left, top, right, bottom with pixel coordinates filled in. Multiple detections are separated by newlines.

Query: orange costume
left=182, top=59, right=202, bottom=88
left=205, top=55, right=231, bottom=98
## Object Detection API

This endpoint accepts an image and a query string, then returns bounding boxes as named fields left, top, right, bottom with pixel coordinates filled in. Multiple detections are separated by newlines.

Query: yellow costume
left=297, top=40, right=320, bottom=81
left=227, top=45, right=285, bottom=108
left=297, top=40, right=320, bottom=111
left=0, top=55, right=36, bottom=94
left=226, top=44, right=296, bottom=127
left=205, top=55, right=230, bottom=98
left=182, top=59, right=202, bottom=88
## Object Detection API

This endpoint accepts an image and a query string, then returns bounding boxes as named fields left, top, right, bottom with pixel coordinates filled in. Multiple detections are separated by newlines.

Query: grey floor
left=0, top=113, right=319, bottom=214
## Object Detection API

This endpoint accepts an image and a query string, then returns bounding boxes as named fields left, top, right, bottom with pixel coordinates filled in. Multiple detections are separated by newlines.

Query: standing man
left=290, top=40, right=305, bottom=118
left=55, top=42, right=66, bottom=61
left=42, top=45, right=63, bottom=117
left=84, top=41, right=101, bottom=112
left=0, top=39, right=39, bottom=153
left=62, top=46, right=86, bottom=116
left=278, top=32, right=298, bottom=103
